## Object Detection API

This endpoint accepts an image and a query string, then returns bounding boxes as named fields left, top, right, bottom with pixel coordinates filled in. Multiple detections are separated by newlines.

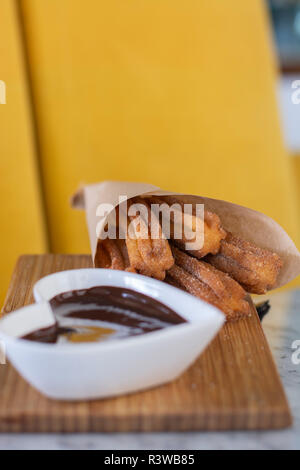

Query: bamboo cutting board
left=0, top=255, right=292, bottom=432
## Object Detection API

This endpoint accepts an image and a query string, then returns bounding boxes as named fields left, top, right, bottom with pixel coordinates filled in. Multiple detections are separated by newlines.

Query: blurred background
left=0, top=0, right=300, bottom=306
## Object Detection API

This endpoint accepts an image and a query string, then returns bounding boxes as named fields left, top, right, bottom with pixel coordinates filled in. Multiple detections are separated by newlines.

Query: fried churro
left=167, top=246, right=251, bottom=321
left=125, top=236, right=157, bottom=278
left=144, top=195, right=226, bottom=258
left=126, top=197, right=174, bottom=280
left=94, top=194, right=282, bottom=320
left=205, top=232, right=283, bottom=294
left=95, top=238, right=132, bottom=271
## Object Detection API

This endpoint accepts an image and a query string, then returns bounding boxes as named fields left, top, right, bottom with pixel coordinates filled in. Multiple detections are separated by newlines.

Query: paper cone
left=71, top=181, right=300, bottom=289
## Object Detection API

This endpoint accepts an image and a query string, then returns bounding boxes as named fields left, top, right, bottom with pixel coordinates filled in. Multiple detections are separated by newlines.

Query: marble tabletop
left=0, top=289, right=299, bottom=450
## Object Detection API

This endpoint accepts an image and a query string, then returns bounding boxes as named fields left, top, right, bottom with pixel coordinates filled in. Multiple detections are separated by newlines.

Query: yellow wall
left=20, top=0, right=299, bottom=254
left=0, top=0, right=47, bottom=306
left=292, top=156, right=300, bottom=213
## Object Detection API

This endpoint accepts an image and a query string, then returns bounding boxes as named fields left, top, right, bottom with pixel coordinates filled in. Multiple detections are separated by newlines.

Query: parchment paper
left=71, top=181, right=300, bottom=289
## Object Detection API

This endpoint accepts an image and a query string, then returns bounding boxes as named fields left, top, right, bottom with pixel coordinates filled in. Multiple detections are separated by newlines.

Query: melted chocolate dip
left=23, top=286, right=186, bottom=344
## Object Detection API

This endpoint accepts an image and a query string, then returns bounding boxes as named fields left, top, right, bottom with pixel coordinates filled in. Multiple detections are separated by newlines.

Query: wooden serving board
left=0, top=255, right=292, bottom=432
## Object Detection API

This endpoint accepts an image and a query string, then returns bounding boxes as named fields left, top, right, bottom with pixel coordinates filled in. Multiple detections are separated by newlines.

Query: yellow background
left=0, top=0, right=299, bottom=305
left=0, top=0, right=47, bottom=306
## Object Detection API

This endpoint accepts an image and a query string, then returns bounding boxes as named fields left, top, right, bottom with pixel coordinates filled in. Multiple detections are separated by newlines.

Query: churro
left=126, top=197, right=174, bottom=280
left=95, top=238, right=130, bottom=271
left=144, top=195, right=226, bottom=258
left=168, top=246, right=251, bottom=321
left=206, top=232, right=283, bottom=294
left=94, top=195, right=283, bottom=320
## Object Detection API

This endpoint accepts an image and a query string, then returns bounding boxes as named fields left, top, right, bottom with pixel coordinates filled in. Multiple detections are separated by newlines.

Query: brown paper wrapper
left=71, top=181, right=300, bottom=290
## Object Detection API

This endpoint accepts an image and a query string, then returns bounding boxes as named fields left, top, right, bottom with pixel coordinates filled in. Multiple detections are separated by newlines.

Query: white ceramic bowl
left=0, top=269, right=224, bottom=401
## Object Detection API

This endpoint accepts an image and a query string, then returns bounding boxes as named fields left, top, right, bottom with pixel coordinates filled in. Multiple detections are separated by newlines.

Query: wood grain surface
left=0, top=255, right=292, bottom=432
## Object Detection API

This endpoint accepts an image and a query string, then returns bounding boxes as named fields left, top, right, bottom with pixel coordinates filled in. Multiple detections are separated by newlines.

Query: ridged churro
left=94, top=195, right=282, bottom=321
left=144, top=195, right=226, bottom=258
left=95, top=238, right=132, bottom=271
left=126, top=197, right=174, bottom=280
left=168, top=246, right=251, bottom=321
left=205, top=232, right=283, bottom=294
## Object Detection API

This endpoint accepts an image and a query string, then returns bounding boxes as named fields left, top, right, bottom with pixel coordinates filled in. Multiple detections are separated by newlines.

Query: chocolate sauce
left=22, top=286, right=186, bottom=344
left=23, top=325, right=75, bottom=344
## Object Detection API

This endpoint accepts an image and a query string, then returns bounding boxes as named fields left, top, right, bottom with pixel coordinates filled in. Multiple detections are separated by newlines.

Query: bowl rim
left=34, top=268, right=181, bottom=301
left=0, top=269, right=224, bottom=353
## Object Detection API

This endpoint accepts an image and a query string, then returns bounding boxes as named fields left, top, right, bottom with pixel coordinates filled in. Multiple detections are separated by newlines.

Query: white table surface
left=0, top=289, right=299, bottom=450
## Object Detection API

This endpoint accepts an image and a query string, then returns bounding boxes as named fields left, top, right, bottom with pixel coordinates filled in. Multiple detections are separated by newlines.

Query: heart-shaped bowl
left=0, top=269, right=224, bottom=401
